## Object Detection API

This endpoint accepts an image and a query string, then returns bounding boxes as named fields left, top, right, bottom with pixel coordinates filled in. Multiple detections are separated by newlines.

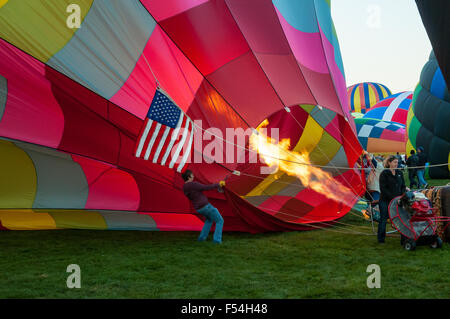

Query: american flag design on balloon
left=135, top=87, right=194, bottom=172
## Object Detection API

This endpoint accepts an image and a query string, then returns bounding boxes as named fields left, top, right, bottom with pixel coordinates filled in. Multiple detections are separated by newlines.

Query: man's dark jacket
left=406, top=154, right=418, bottom=172
left=417, top=152, right=427, bottom=167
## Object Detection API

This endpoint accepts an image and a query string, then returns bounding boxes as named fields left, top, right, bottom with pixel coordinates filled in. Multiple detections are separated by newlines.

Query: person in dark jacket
left=406, top=150, right=419, bottom=188
left=182, top=169, right=225, bottom=244
left=378, top=155, right=409, bottom=243
left=416, top=146, right=428, bottom=188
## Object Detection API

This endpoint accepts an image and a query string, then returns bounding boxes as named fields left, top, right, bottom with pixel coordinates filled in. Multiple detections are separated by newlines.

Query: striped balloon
left=363, top=91, right=413, bottom=125
left=347, top=82, right=392, bottom=114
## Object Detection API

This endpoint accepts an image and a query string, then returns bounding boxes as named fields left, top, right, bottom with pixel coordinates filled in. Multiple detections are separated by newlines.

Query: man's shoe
left=212, top=240, right=222, bottom=244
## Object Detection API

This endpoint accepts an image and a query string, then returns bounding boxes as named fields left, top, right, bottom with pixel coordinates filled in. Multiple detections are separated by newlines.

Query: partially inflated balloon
left=0, top=0, right=364, bottom=231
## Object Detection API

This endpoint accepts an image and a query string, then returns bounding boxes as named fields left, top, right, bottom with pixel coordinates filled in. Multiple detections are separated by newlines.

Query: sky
left=331, top=0, right=432, bottom=94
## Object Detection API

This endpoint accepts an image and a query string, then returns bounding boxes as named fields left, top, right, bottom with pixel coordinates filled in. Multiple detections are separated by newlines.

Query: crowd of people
left=361, top=147, right=429, bottom=243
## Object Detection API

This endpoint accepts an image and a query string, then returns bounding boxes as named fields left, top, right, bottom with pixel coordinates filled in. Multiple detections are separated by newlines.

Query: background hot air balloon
left=355, top=118, right=406, bottom=154
left=406, top=52, right=450, bottom=179
left=416, top=0, right=450, bottom=88
left=363, top=91, right=413, bottom=125
left=413, top=0, right=450, bottom=179
left=347, top=82, right=392, bottom=114
left=0, top=0, right=364, bottom=231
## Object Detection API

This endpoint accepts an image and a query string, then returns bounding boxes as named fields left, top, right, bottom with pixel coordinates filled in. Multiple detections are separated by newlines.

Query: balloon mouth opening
left=227, top=106, right=359, bottom=224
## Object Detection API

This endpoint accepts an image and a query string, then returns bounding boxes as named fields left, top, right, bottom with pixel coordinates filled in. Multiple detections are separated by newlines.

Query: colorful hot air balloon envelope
left=363, top=91, right=413, bottom=125
left=407, top=52, right=450, bottom=178
left=0, top=0, right=364, bottom=231
left=347, top=82, right=392, bottom=114
left=355, top=118, right=406, bottom=154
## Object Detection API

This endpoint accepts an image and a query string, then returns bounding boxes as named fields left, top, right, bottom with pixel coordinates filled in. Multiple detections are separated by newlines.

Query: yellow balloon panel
left=307, top=131, right=341, bottom=166
left=406, top=104, right=415, bottom=137
left=406, top=139, right=415, bottom=155
left=245, top=115, right=323, bottom=197
left=368, top=88, right=376, bottom=108
left=293, top=116, right=324, bottom=154
left=245, top=173, right=281, bottom=197
left=0, top=140, right=37, bottom=208
left=0, top=210, right=57, bottom=230
left=47, top=210, right=108, bottom=230
left=0, top=0, right=93, bottom=62
left=380, top=85, right=389, bottom=97
left=260, top=174, right=300, bottom=197
left=0, top=0, right=8, bottom=9
left=352, top=88, right=362, bottom=113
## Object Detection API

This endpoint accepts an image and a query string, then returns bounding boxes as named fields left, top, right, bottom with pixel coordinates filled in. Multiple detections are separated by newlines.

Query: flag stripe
left=135, top=119, right=153, bottom=157
left=171, top=116, right=190, bottom=167
left=172, top=116, right=189, bottom=163
left=144, top=122, right=162, bottom=160
left=170, top=118, right=191, bottom=169
left=141, top=120, right=157, bottom=160
left=153, top=126, right=171, bottom=163
left=148, top=129, right=165, bottom=162
left=177, top=121, right=195, bottom=172
left=158, top=130, right=175, bottom=166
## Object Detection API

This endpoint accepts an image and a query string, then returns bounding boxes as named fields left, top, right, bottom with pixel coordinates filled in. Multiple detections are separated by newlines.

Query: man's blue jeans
left=196, top=203, right=224, bottom=243
left=417, top=169, right=427, bottom=187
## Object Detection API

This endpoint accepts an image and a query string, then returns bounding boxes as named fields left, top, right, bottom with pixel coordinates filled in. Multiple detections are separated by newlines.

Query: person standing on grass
left=182, top=169, right=225, bottom=244
left=406, top=149, right=419, bottom=189
left=378, top=155, right=409, bottom=243
left=364, top=152, right=384, bottom=205
left=416, top=146, right=429, bottom=188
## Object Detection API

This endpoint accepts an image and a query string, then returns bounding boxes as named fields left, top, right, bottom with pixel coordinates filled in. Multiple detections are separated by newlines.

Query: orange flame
left=249, top=121, right=355, bottom=208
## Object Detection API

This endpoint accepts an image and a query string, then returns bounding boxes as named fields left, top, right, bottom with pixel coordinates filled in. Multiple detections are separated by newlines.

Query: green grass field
left=1, top=173, right=449, bottom=299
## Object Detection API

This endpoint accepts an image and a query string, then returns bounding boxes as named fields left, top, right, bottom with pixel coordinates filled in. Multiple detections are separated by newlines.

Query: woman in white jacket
left=365, top=152, right=384, bottom=204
